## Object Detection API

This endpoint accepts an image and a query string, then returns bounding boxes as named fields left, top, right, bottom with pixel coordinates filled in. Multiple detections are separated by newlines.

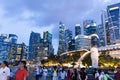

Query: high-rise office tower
left=83, top=20, right=97, bottom=35
left=105, top=20, right=111, bottom=45
left=43, top=31, right=52, bottom=44
left=58, top=22, right=66, bottom=54
left=107, top=3, right=120, bottom=44
left=97, top=24, right=106, bottom=46
left=0, top=34, right=9, bottom=62
left=29, top=31, right=41, bottom=59
left=75, top=35, right=91, bottom=50
left=75, top=24, right=81, bottom=36
left=65, top=29, right=72, bottom=42
left=0, top=34, right=18, bottom=62
left=9, top=34, right=18, bottom=44
left=101, top=10, right=110, bottom=45
left=9, top=44, right=17, bottom=62
left=43, top=31, right=54, bottom=56
left=65, top=29, right=72, bottom=51
left=0, top=34, right=7, bottom=42
left=83, top=20, right=98, bottom=46
left=16, top=43, right=28, bottom=61
left=68, top=39, right=75, bottom=51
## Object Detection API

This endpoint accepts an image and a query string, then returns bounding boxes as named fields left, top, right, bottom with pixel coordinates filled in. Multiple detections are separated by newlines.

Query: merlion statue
left=77, top=34, right=100, bottom=68
left=90, top=45, right=99, bottom=68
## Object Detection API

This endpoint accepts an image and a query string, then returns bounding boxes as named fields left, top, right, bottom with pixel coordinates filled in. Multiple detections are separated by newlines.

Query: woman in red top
left=15, top=61, right=28, bottom=80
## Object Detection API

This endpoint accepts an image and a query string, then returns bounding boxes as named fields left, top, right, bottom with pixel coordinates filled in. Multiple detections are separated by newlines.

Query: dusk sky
left=0, top=0, right=120, bottom=54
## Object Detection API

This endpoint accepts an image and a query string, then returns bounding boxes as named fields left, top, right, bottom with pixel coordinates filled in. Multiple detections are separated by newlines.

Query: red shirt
left=15, top=69, right=28, bottom=80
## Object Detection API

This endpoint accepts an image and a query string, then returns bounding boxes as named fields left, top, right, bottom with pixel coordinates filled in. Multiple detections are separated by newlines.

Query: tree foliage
left=82, top=53, right=92, bottom=67
left=99, top=52, right=120, bottom=68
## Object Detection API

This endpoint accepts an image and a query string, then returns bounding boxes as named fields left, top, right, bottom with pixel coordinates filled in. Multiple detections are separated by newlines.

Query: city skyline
left=0, top=0, right=120, bottom=54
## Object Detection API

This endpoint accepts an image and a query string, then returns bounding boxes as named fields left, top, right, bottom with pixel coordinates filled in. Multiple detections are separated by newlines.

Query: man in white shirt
left=60, top=68, right=66, bottom=80
left=35, top=66, right=40, bottom=80
left=0, top=61, right=10, bottom=80
left=42, top=67, right=48, bottom=80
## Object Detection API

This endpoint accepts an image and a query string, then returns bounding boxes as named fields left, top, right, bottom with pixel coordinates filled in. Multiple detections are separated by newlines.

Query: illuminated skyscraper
left=29, top=31, right=41, bottom=59
left=75, top=24, right=81, bottom=36
left=9, top=34, right=18, bottom=44
left=83, top=20, right=97, bottom=35
left=43, top=31, right=54, bottom=56
left=43, top=31, right=52, bottom=44
left=58, top=22, right=66, bottom=54
left=107, top=3, right=120, bottom=44
left=68, top=39, right=75, bottom=51
left=16, top=43, right=28, bottom=61
left=75, top=35, right=91, bottom=50
left=101, top=10, right=110, bottom=45
left=97, top=24, right=106, bottom=46
left=83, top=20, right=98, bottom=46
left=65, top=29, right=72, bottom=51
left=0, top=34, right=18, bottom=62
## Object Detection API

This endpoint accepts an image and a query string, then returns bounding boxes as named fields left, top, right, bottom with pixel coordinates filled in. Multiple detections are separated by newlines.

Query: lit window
left=109, top=6, right=119, bottom=11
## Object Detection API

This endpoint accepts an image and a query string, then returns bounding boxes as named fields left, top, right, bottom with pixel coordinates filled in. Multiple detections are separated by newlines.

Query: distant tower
left=107, top=3, right=120, bottom=44
left=97, top=24, right=106, bottom=46
left=83, top=20, right=97, bottom=36
left=75, top=24, right=81, bottom=36
left=29, top=31, right=41, bottom=59
left=9, top=34, right=18, bottom=44
left=43, top=31, right=54, bottom=56
left=83, top=20, right=98, bottom=46
left=65, top=29, right=72, bottom=51
left=43, top=31, right=52, bottom=44
left=58, top=22, right=66, bottom=54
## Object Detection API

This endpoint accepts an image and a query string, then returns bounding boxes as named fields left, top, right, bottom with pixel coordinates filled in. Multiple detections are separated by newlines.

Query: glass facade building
left=83, top=20, right=98, bottom=46
left=0, top=43, right=10, bottom=63
left=29, top=31, right=41, bottom=59
left=83, top=20, right=97, bottom=36
left=9, top=44, right=17, bottom=62
left=9, top=34, right=18, bottom=44
left=29, top=31, right=54, bottom=60
left=43, top=31, right=54, bottom=56
left=68, top=39, right=75, bottom=51
left=43, top=31, right=52, bottom=44
left=75, top=24, right=81, bottom=36
left=0, top=34, right=18, bottom=62
left=75, top=35, right=91, bottom=50
left=65, top=29, right=72, bottom=51
left=107, top=3, right=120, bottom=44
left=16, top=43, right=28, bottom=61
left=97, top=24, right=106, bottom=46
left=105, top=21, right=111, bottom=45
left=58, top=22, right=66, bottom=54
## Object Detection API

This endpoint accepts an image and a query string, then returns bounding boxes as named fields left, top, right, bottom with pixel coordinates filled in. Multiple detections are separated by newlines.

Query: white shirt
left=36, top=67, right=40, bottom=75
left=43, top=68, right=48, bottom=76
left=95, top=72, right=99, bottom=78
left=0, top=67, right=10, bottom=80
left=99, top=72, right=104, bottom=80
left=60, top=71, right=66, bottom=79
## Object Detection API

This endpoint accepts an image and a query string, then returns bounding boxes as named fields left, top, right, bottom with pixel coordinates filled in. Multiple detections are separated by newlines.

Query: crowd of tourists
left=0, top=60, right=120, bottom=80
left=34, top=65, right=120, bottom=80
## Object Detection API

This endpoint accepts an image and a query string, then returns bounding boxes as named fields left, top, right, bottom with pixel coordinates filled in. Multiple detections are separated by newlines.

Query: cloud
left=0, top=18, right=54, bottom=44
left=0, top=5, right=54, bottom=44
